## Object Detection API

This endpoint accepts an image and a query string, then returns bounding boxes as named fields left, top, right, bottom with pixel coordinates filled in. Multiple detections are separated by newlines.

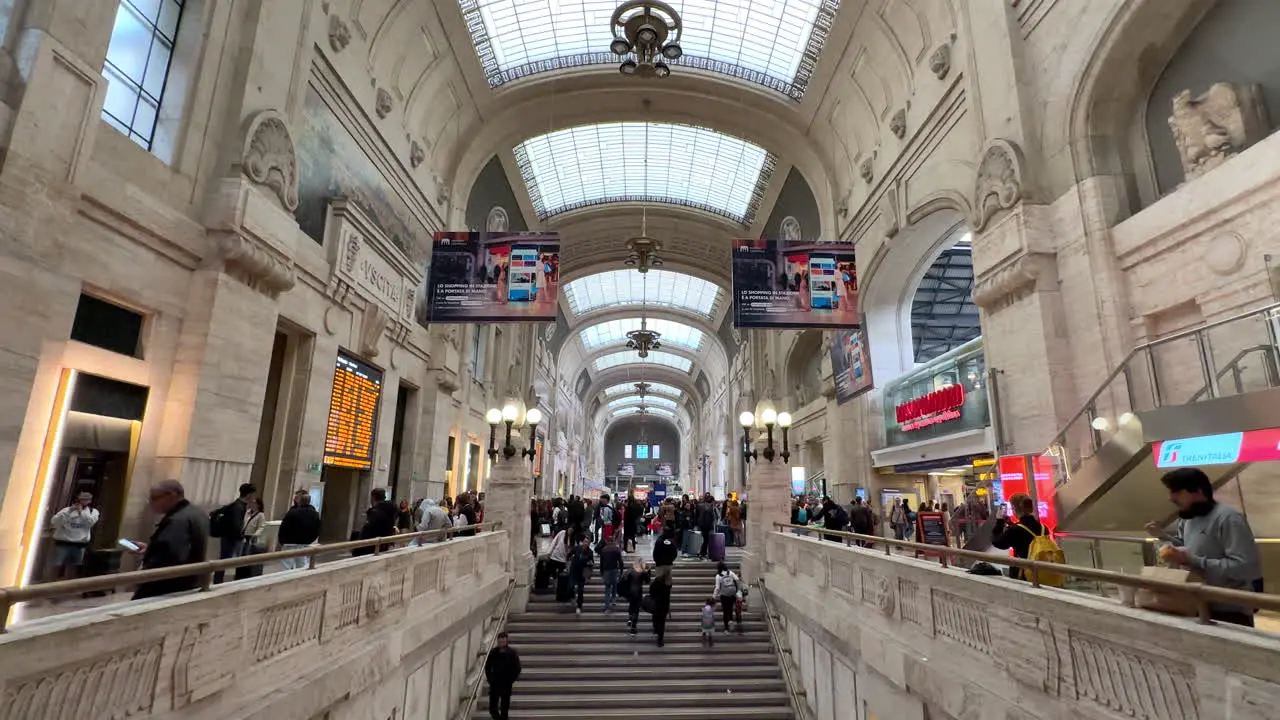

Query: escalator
left=1049, top=303, right=1280, bottom=531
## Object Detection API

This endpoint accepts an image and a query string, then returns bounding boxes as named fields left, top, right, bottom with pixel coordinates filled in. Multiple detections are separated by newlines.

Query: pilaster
left=485, top=433, right=535, bottom=612
left=742, top=434, right=790, bottom=586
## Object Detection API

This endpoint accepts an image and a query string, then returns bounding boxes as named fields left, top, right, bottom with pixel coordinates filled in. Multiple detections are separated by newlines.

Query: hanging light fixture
left=625, top=273, right=663, bottom=358
left=609, top=0, right=683, bottom=79
left=623, top=118, right=665, bottom=273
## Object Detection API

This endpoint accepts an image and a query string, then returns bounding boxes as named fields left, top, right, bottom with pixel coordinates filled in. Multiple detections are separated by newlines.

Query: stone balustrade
left=761, top=531, right=1280, bottom=720
left=0, top=532, right=511, bottom=720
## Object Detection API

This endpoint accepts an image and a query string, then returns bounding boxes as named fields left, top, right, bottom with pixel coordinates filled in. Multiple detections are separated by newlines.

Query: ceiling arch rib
left=608, top=395, right=680, bottom=411
left=458, top=0, right=841, bottom=101
left=515, top=122, right=777, bottom=225
left=611, top=406, right=679, bottom=420
left=603, top=381, right=684, bottom=398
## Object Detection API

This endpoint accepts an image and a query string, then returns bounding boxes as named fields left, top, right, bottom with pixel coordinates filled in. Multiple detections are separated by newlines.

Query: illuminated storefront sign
left=895, top=384, right=965, bottom=431
left=1153, top=428, right=1280, bottom=468
left=996, top=455, right=1058, bottom=530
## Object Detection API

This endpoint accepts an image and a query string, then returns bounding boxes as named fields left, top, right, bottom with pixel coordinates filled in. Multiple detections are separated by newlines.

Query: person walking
left=234, top=497, right=267, bottom=580
left=621, top=560, right=651, bottom=635
left=713, top=561, right=742, bottom=633
left=649, top=565, right=673, bottom=647
left=890, top=498, right=909, bottom=540
left=821, top=497, right=850, bottom=543
left=415, top=498, right=452, bottom=542
left=624, top=492, right=643, bottom=552
left=130, top=480, right=209, bottom=600
left=48, top=491, right=100, bottom=581
left=208, top=483, right=256, bottom=583
left=278, top=489, right=321, bottom=570
left=355, top=488, right=398, bottom=555
left=726, top=498, right=742, bottom=547
left=484, top=632, right=521, bottom=720
left=567, top=535, right=595, bottom=614
left=598, top=533, right=624, bottom=613
left=850, top=496, right=875, bottom=547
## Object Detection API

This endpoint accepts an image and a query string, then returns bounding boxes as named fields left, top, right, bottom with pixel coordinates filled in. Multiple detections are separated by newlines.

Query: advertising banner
left=655, top=463, right=673, bottom=477
left=831, top=327, right=873, bottom=404
left=731, top=238, right=859, bottom=329
left=1154, top=429, right=1280, bottom=468
left=617, top=463, right=635, bottom=477
left=423, top=231, right=560, bottom=323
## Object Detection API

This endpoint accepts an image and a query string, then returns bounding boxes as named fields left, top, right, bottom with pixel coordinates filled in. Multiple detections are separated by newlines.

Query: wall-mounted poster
left=421, top=232, right=560, bottom=324
left=617, top=463, right=635, bottom=477
left=831, top=327, right=873, bottom=405
left=655, top=463, right=673, bottom=477
left=731, top=238, right=858, bottom=329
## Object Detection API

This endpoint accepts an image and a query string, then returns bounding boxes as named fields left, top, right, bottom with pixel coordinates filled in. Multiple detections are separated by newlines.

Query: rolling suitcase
left=555, top=572, right=573, bottom=602
left=534, top=557, right=553, bottom=593
left=685, top=531, right=703, bottom=557
left=709, top=532, right=726, bottom=562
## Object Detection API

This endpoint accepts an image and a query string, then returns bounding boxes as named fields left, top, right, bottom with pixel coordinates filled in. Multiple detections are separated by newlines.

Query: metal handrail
left=1047, top=302, right=1280, bottom=454
left=771, top=523, right=1280, bottom=623
left=1186, top=344, right=1279, bottom=402
left=455, top=579, right=517, bottom=720
left=757, top=578, right=811, bottom=720
left=1055, top=531, right=1280, bottom=546
left=0, top=521, right=504, bottom=631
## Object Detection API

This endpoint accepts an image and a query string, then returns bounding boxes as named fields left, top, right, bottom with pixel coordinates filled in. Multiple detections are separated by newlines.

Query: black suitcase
left=534, top=557, right=553, bottom=593
left=555, top=573, right=573, bottom=602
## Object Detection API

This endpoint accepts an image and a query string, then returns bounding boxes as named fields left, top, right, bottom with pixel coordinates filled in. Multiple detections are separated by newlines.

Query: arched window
left=910, top=229, right=977, bottom=363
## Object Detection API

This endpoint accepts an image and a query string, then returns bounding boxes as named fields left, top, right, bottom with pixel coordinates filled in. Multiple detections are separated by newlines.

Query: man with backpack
left=821, top=497, right=850, bottom=543
left=991, top=493, right=1064, bottom=585
left=208, top=483, right=256, bottom=584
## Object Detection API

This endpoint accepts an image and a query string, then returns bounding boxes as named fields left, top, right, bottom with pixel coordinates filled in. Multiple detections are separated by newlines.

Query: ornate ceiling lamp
left=626, top=274, right=663, bottom=358
left=609, top=0, right=683, bottom=79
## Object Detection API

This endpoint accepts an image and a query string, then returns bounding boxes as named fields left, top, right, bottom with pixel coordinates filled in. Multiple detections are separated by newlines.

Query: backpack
left=208, top=503, right=235, bottom=539
left=796, top=507, right=808, bottom=524
left=716, top=572, right=739, bottom=597
left=1018, top=524, right=1066, bottom=587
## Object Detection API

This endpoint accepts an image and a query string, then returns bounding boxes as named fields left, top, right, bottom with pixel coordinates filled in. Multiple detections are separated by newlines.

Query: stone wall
left=762, top=531, right=1280, bottom=720
left=0, top=533, right=510, bottom=720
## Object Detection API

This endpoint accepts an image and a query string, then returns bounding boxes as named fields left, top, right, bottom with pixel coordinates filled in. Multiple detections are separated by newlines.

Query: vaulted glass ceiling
left=604, top=382, right=683, bottom=398
left=514, top=122, right=775, bottom=224
left=612, top=406, right=678, bottom=420
left=580, top=318, right=705, bottom=351
left=594, top=350, right=693, bottom=373
left=564, top=269, right=722, bottom=319
left=458, top=0, right=840, bottom=100
left=608, top=396, right=680, bottom=411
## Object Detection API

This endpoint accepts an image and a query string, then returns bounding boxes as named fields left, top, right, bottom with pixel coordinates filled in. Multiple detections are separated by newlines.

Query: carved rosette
left=242, top=109, right=300, bottom=211
left=328, top=14, right=351, bottom=52
left=365, top=577, right=388, bottom=619
left=972, top=139, right=1025, bottom=231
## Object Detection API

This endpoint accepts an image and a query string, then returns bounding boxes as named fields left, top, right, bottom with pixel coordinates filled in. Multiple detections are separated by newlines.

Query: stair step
left=511, top=631, right=768, bottom=644
left=513, top=677, right=786, bottom=694
left=484, top=691, right=789, bottom=709
left=472, top=707, right=793, bottom=720
left=508, top=621, right=766, bottom=633
left=520, top=665, right=782, bottom=681
left=520, top=650, right=778, bottom=665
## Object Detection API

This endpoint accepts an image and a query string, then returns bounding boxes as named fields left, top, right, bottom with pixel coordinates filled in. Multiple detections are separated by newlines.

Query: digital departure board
left=322, top=352, right=383, bottom=470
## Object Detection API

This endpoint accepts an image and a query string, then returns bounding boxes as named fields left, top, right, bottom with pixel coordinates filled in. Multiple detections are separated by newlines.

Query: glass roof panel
left=458, top=0, right=841, bottom=100
left=607, top=396, right=679, bottom=410
left=513, top=122, right=775, bottom=223
left=611, top=406, right=678, bottom=420
left=593, top=351, right=693, bottom=373
left=563, top=269, right=722, bottom=319
left=603, top=382, right=683, bottom=398
left=580, top=318, right=704, bottom=351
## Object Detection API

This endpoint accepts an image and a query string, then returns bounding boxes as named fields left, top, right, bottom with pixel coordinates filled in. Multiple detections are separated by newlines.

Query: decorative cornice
left=973, top=253, right=1044, bottom=310
left=216, top=233, right=295, bottom=297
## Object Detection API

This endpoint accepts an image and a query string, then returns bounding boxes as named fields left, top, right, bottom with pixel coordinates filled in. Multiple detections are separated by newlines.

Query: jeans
left=488, top=683, right=512, bottom=720
left=628, top=597, right=641, bottom=632
left=602, top=570, right=619, bottom=610
left=699, top=528, right=712, bottom=558
left=279, top=544, right=312, bottom=570
left=574, top=579, right=586, bottom=609
left=725, top=527, right=735, bottom=547
left=720, top=595, right=737, bottom=630
left=213, top=536, right=240, bottom=584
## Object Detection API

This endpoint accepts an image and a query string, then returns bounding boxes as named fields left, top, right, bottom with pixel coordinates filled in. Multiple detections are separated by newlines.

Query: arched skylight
left=612, top=406, right=678, bottom=420
left=594, top=351, right=693, bottom=373
left=580, top=318, right=704, bottom=351
left=608, top=396, right=679, bottom=411
left=514, top=122, right=775, bottom=224
left=604, top=382, right=683, bottom=398
left=564, top=269, right=722, bottom=319
left=458, top=0, right=841, bottom=101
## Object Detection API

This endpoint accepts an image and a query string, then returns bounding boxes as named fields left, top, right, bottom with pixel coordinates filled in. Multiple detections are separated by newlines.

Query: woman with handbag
left=234, top=498, right=266, bottom=580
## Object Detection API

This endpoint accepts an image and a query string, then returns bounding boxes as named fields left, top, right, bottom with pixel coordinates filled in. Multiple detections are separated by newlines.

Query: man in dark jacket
left=991, top=493, right=1043, bottom=581
left=132, top=480, right=209, bottom=600
left=567, top=536, right=594, bottom=613
left=209, top=483, right=256, bottom=584
left=696, top=495, right=716, bottom=559
left=484, top=632, right=521, bottom=720
left=566, top=495, right=586, bottom=544
left=598, top=534, right=624, bottom=612
left=652, top=526, right=678, bottom=567
left=278, top=489, right=322, bottom=570
left=822, top=498, right=850, bottom=543
left=355, top=488, right=398, bottom=555
left=850, top=497, right=875, bottom=546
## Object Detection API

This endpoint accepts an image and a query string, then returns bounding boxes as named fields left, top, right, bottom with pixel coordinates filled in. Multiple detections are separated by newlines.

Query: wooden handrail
left=771, top=523, right=1280, bottom=622
left=0, top=522, right=504, bottom=631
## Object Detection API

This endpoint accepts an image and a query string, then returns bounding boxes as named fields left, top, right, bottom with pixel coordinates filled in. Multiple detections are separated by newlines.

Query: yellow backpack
left=1018, top=524, right=1066, bottom=587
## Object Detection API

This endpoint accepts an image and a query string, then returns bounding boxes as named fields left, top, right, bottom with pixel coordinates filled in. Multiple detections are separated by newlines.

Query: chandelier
left=626, top=318, right=662, bottom=357
left=634, top=381, right=651, bottom=398
left=609, top=0, right=683, bottom=78
left=624, top=235, right=664, bottom=273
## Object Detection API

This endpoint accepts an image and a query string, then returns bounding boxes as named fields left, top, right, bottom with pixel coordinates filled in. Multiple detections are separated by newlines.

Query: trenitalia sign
left=895, top=384, right=966, bottom=431
left=1153, top=429, right=1280, bottom=468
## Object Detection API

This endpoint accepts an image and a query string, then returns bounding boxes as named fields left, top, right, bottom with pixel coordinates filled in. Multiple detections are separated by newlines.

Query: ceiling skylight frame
left=579, top=318, right=705, bottom=352
left=607, top=396, right=679, bottom=410
left=563, top=269, right=723, bottom=319
left=611, top=406, right=679, bottom=420
left=603, top=382, right=683, bottom=398
left=593, top=350, right=693, bottom=373
left=457, top=0, right=842, bottom=102
left=514, top=122, right=777, bottom=225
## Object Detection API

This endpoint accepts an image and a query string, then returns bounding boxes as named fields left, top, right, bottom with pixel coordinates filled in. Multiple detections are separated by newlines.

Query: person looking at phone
left=990, top=493, right=1041, bottom=581
left=129, top=479, right=209, bottom=600
left=48, top=491, right=99, bottom=580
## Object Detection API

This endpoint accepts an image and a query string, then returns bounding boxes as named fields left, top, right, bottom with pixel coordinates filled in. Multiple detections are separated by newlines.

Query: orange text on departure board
left=323, top=354, right=382, bottom=470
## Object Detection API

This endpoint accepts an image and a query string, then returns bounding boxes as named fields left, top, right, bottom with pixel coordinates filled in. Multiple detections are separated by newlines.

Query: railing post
left=1263, top=311, right=1280, bottom=388
left=1195, top=330, right=1220, bottom=399
left=1144, top=348, right=1163, bottom=407
left=1121, top=364, right=1136, bottom=412
left=0, top=591, right=10, bottom=633
left=1086, top=402, right=1102, bottom=452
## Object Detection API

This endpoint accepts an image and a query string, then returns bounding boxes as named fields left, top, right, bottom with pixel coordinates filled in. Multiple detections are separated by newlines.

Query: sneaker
left=575, top=607, right=581, bottom=614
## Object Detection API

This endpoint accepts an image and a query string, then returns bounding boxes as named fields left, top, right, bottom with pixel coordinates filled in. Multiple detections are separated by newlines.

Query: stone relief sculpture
left=218, top=234, right=296, bottom=297
left=375, top=88, right=393, bottom=119
left=328, top=14, right=351, bottom=52
left=859, top=155, right=874, bottom=183
left=433, top=173, right=451, bottom=205
left=242, top=109, right=300, bottom=211
left=780, top=215, right=801, bottom=242
left=929, top=43, right=951, bottom=80
left=487, top=206, right=510, bottom=232
left=1168, top=82, right=1268, bottom=183
left=410, top=141, right=425, bottom=169
left=880, top=186, right=900, bottom=238
left=972, top=138, right=1025, bottom=231
left=359, top=303, right=389, bottom=358
left=890, top=108, right=907, bottom=139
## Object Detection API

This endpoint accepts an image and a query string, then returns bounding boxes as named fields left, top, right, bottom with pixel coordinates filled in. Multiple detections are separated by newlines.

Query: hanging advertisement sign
left=655, top=463, right=673, bottom=477
left=831, top=326, right=873, bottom=404
left=617, top=463, right=635, bottom=477
left=423, top=231, right=560, bottom=323
left=731, top=238, right=859, bottom=329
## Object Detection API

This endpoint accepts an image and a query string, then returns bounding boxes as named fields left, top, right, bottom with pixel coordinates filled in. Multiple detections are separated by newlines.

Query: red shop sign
left=895, top=384, right=965, bottom=431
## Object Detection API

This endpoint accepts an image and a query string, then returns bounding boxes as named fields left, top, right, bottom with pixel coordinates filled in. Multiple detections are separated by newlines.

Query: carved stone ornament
left=375, top=88, right=393, bottom=119
left=218, top=234, right=296, bottom=297
left=859, top=155, right=874, bottom=183
left=342, top=233, right=361, bottom=274
left=359, top=303, right=389, bottom=358
left=890, top=108, right=907, bottom=139
left=972, top=138, right=1025, bottom=231
left=433, top=173, right=451, bottom=205
left=410, top=140, right=425, bottom=168
left=780, top=216, right=802, bottom=243
left=929, top=43, right=951, bottom=80
left=836, top=190, right=850, bottom=218
left=973, top=254, right=1041, bottom=310
left=241, top=109, right=300, bottom=211
left=1169, top=82, right=1269, bottom=183
left=328, top=14, right=351, bottom=53
left=487, top=206, right=510, bottom=232
left=880, top=186, right=900, bottom=238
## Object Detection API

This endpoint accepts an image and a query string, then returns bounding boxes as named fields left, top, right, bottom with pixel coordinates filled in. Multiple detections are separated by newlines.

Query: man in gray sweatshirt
left=1146, top=467, right=1262, bottom=627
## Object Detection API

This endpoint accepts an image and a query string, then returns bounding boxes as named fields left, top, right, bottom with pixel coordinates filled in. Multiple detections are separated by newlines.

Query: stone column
left=742, top=433, right=791, bottom=586
left=484, top=429, right=535, bottom=611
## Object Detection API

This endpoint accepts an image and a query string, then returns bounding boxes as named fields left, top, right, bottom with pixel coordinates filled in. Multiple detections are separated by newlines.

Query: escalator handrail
left=1185, top=344, right=1276, bottom=403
